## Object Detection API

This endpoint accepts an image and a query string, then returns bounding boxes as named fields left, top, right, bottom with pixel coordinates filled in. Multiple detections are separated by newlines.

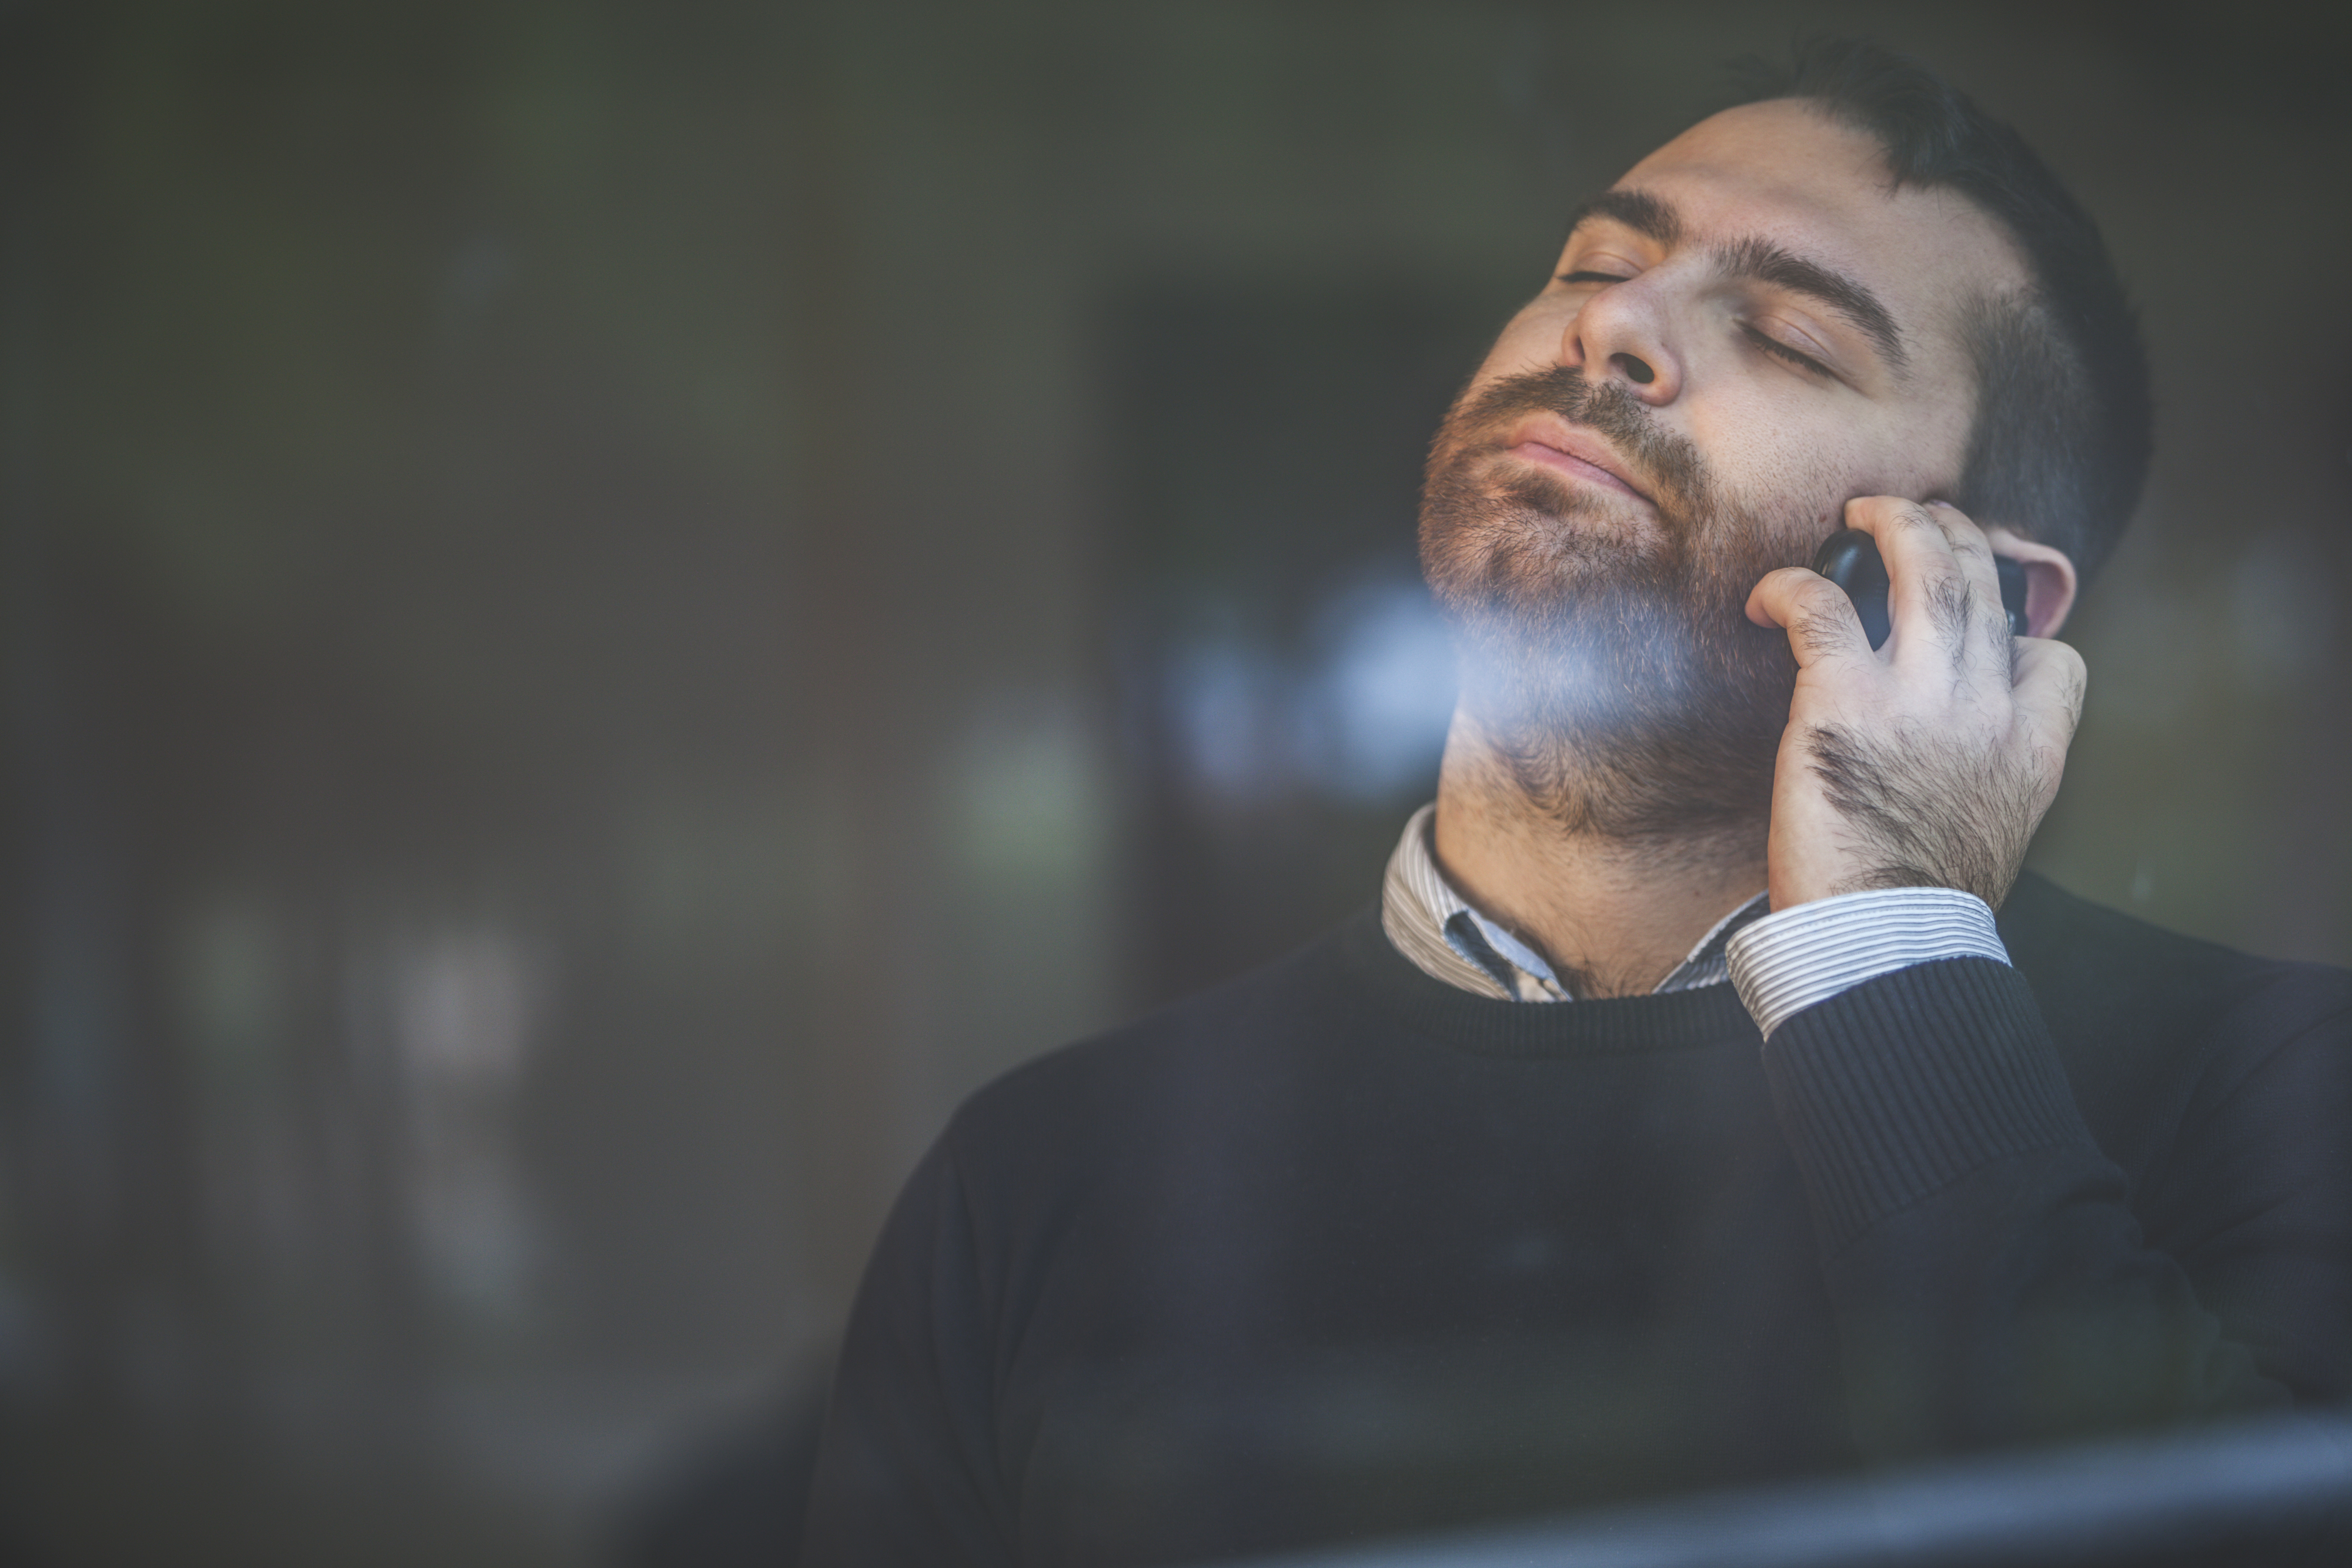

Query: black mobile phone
left=1811, top=528, right=2028, bottom=650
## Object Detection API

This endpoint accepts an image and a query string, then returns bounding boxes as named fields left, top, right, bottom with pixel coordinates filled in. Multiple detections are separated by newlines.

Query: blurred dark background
left=0, top=2, right=2345, bottom=1563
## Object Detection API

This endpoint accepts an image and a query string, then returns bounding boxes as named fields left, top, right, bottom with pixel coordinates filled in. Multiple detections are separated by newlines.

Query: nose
left=1561, top=279, right=1681, bottom=406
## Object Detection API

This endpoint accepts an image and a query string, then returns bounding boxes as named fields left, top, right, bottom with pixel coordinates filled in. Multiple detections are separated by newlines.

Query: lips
left=1502, top=415, right=1655, bottom=506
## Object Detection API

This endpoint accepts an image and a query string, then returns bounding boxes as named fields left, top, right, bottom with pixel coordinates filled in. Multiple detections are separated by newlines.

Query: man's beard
left=1419, top=366, right=1820, bottom=842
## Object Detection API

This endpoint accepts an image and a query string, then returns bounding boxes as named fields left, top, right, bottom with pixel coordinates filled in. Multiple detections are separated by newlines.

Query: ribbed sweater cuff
left=1728, top=887, right=2009, bottom=1038
left=1760, top=957, right=2092, bottom=1255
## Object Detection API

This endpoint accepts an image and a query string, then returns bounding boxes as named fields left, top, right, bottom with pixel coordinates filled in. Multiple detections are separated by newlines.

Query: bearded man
left=801, top=39, right=2352, bottom=1568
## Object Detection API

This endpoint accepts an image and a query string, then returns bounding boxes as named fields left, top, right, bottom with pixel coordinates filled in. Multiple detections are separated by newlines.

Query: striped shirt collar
left=1379, top=803, right=1769, bottom=1003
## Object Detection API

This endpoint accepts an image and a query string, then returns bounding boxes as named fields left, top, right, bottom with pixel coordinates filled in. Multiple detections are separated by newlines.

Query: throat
left=1432, top=712, right=1770, bottom=998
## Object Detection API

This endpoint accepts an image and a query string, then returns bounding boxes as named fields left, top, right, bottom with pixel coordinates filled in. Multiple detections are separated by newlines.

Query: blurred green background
left=1, top=2, right=2346, bottom=1563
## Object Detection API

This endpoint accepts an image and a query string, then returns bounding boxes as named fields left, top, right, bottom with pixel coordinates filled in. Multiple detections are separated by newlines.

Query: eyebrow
left=1565, top=188, right=1910, bottom=372
left=1714, top=235, right=1909, bottom=370
left=1564, top=188, right=1682, bottom=247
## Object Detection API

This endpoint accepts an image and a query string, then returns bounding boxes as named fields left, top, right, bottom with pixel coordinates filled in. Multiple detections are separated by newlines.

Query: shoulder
left=2000, top=871, right=2352, bottom=1044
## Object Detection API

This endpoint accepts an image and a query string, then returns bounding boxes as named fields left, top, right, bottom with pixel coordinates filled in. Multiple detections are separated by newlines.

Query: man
left=802, top=39, right=2352, bottom=1567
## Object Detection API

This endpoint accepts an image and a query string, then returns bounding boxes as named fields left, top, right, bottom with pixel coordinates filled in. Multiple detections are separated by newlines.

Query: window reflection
left=0, top=6, right=2345, bottom=1567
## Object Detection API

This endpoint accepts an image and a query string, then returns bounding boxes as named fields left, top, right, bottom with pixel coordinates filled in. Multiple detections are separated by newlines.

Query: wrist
left=1728, top=886, right=2009, bottom=1039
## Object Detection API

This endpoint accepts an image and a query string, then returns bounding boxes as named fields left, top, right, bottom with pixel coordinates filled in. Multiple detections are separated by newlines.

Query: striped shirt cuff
left=1726, top=887, right=2010, bottom=1039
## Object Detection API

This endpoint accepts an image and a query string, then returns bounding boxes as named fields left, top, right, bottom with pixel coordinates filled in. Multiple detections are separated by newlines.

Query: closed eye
left=1742, top=324, right=1834, bottom=379
left=1559, top=270, right=1630, bottom=286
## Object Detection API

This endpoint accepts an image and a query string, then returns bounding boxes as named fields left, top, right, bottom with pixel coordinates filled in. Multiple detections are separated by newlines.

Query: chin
left=1423, top=466, right=1692, bottom=631
left=1418, top=457, right=1806, bottom=838
left=1426, top=466, right=1620, bottom=593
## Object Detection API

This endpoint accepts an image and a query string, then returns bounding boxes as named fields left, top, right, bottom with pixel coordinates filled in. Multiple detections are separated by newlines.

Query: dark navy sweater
left=803, top=874, right=2352, bottom=1566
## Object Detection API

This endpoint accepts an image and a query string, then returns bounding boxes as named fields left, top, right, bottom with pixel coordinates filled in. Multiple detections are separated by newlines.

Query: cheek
left=1688, top=387, right=1967, bottom=520
left=1685, top=395, right=1869, bottom=512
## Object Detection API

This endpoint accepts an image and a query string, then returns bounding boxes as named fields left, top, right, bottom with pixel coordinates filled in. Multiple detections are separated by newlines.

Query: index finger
left=1746, top=565, right=1882, bottom=673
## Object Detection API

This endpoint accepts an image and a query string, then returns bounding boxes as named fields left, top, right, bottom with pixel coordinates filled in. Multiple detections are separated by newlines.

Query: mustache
left=1442, top=366, right=1708, bottom=519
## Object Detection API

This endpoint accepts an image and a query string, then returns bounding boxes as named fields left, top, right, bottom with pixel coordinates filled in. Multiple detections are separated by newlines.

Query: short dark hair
left=1733, top=36, right=2151, bottom=587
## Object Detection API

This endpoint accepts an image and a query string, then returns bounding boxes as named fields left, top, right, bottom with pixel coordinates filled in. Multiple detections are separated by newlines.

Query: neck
left=1429, top=707, right=1769, bottom=999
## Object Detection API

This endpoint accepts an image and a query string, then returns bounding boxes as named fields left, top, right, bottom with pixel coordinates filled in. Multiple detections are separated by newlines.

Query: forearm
left=1758, top=957, right=2290, bottom=1456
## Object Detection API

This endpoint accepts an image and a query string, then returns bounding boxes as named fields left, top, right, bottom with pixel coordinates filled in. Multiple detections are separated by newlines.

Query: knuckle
left=1846, top=495, right=1923, bottom=535
left=1928, top=499, right=1986, bottom=539
left=1795, top=590, right=1858, bottom=638
left=1792, top=574, right=1847, bottom=609
left=1928, top=577, right=1972, bottom=641
left=1799, top=622, right=1852, bottom=659
left=1879, top=500, right=1937, bottom=537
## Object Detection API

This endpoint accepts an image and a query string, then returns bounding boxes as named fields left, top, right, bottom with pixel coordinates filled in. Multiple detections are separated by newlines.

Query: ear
left=1983, top=526, right=2078, bottom=638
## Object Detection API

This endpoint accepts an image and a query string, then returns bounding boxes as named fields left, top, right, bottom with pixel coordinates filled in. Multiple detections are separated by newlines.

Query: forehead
left=1608, top=100, right=2027, bottom=340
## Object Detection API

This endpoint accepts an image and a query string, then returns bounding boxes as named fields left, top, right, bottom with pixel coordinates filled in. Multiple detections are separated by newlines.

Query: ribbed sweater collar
left=1329, top=908, right=1762, bottom=1060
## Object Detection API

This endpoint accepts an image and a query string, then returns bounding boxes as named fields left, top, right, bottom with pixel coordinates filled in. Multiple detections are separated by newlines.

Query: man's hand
left=1745, top=498, right=2086, bottom=912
